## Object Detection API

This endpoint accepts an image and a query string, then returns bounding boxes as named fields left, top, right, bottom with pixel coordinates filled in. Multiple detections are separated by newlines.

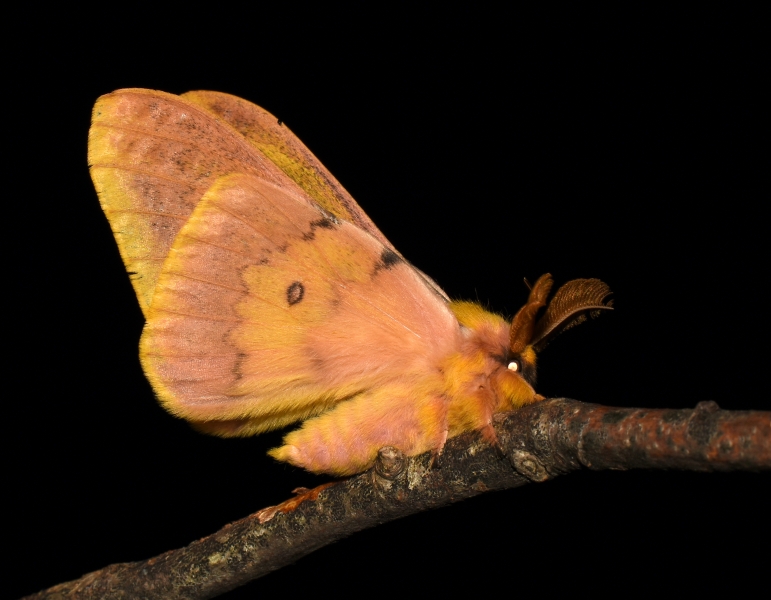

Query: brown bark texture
left=24, top=398, right=770, bottom=600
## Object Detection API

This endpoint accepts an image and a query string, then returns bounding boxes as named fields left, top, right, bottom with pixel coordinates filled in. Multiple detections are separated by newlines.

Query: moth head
left=507, top=274, right=614, bottom=383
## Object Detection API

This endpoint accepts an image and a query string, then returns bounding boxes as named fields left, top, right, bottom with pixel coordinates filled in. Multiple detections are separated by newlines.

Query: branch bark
left=24, top=398, right=770, bottom=600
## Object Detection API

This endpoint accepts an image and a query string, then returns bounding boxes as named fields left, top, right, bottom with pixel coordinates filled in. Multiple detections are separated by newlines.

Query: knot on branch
left=694, top=400, right=720, bottom=414
left=371, top=446, right=408, bottom=495
left=686, top=400, right=722, bottom=446
left=508, top=449, right=551, bottom=482
left=375, top=446, right=406, bottom=480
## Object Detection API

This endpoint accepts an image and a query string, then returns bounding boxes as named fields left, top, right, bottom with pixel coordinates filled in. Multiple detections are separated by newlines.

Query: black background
left=12, top=7, right=768, bottom=598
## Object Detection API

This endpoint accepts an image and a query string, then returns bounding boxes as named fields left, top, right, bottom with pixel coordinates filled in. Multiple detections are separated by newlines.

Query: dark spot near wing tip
left=287, top=281, right=305, bottom=306
left=277, top=119, right=283, bottom=126
left=372, top=249, right=403, bottom=275
left=374, top=248, right=402, bottom=273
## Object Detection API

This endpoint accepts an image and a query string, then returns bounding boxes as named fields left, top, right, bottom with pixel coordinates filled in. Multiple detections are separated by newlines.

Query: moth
left=88, top=89, right=612, bottom=476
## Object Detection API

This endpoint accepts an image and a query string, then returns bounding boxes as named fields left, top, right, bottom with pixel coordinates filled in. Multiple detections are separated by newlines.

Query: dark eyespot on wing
left=287, top=281, right=305, bottom=305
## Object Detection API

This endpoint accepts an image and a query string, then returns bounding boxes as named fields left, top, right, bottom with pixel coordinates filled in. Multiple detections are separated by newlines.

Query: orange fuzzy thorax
left=270, top=301, right=540, bottom=475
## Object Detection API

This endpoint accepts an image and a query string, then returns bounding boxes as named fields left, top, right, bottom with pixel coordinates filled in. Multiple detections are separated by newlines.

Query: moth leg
left=447, top=380, right=503, bottom=455
left=478, top=420, right=508, bottom=457
left=426, top=427, right=449, bottom=470
left=256, top=482, right=336, bottom=524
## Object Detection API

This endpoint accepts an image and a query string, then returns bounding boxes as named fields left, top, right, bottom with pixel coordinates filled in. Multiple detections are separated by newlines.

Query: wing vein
left=154, top=293, right=301, bottom=324
left=106, top=208, right=189, bottom=221
left=92, top=121, right=227, bottom=150
left=90, top=162, right=208, bottom=192
left=176, top=231, right=259, bottom=259
left=164, top=271, right=245, bottom=294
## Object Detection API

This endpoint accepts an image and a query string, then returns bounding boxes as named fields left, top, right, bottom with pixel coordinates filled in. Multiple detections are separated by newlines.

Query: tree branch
left=24, top=398, right=770, bottom=600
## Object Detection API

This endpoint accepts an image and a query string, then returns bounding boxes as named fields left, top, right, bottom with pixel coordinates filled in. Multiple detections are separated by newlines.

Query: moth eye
left=507, top=360, right=520, bottom=372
